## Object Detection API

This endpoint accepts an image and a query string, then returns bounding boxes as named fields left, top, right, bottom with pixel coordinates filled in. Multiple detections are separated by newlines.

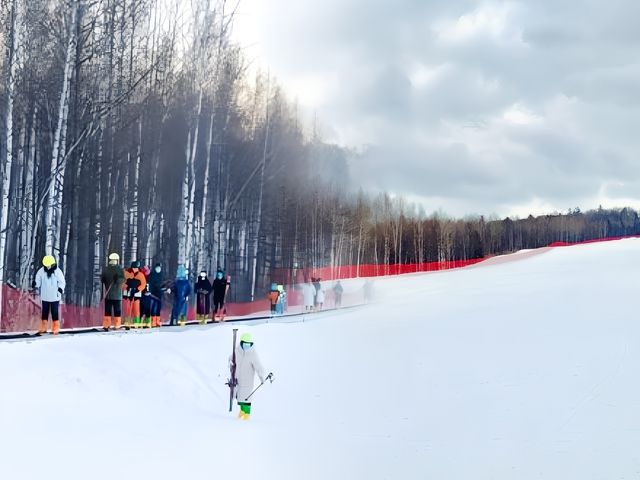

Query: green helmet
left=240, top=333, right=253, bottom=343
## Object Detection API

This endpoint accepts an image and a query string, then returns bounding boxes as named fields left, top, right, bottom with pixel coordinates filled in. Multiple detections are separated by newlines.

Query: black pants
left=213, top=296, right=225, bottom=313
left=149, top=297, right=162, bottom=316
left=41, top=301, right=60, bottom=321
left=104, top=299, right=122, bottom=317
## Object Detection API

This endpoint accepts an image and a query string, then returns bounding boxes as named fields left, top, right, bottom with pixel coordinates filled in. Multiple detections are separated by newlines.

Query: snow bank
left=2, top=238, right=640, bottom=479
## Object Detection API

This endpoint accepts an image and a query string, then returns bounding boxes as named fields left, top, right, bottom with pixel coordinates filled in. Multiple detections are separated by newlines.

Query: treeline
left=1, top=2, right=637, bottom=317
left=341, top=202, right=639, bottom=268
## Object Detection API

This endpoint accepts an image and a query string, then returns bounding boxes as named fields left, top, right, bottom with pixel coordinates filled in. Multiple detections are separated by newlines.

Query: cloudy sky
left=232, top=0, right=640, bottom=217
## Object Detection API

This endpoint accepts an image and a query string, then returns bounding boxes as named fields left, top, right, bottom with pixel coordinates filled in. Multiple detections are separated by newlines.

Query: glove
left=58, top=287, right=63, bottom=294
left=166, top=288, right=171, bottom=294
left=31, top=281, right=37, bottom=289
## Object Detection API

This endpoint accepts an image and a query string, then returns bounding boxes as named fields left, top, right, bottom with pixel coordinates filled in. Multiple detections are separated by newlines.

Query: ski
left=227, top=328, right=238, bottom=412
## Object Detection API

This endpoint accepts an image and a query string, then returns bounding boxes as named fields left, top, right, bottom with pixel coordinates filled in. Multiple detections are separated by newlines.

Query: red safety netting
left=3, top=234, right=637, bottom=334
left=548, top=234, right=640, bottom=247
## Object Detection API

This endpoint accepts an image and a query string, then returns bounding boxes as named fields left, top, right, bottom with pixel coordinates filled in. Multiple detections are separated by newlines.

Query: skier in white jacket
left=303, top=281, right=315, bottom=312
left=33, top=255, right=66, bottom=335
left=231, top=333, right=267, bottom=420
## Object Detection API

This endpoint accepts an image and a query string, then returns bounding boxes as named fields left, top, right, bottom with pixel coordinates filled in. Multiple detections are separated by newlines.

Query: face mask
left=240, top=342, right=253, bottom=350
left=216, top=273, right=223, bottom=279
left=155, top=267, right=161, bottom=273
left=200, top=274, right=206, bottom=279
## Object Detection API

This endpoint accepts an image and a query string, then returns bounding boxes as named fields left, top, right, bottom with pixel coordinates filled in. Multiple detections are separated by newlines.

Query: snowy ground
left=2, top=239, right=640, bottom=479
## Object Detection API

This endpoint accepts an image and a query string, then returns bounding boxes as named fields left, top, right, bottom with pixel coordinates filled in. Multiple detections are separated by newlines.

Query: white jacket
left=231, top=345, right=266, bottom=403
left=35, top=267, right=66, bottom=302
left=316, top=288, right=325, bottom=303
left=303, top=284, right=315, bottom=307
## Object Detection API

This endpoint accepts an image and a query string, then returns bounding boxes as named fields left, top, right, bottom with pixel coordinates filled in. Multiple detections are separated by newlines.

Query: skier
left=276, top=284, right=286, bottom=315
left=267, top=283, right=280, bottom=316
left=313, top=277, right=322, bottom=309
left=147, top=263, right=165, bottom=328
left=123, top=261, right=147, bottom=328
left=230, top=332, right=267, bottom=420
left=195, top=271, right=212, bottom=325
left=32, top=255, right=66, bottom=335
left=303, top=280, right=315, bottom=312
left=333, top=280, right=344, bottom=308
left=169, top=265, right=191, bottom=326
left=101, top=253, right=125, bottom=330
left=212, top=269, right=230, bottom=322
left=315, top=283, right=325, bottom=311
left=140, top=265, right=152, bottom=328
left=363, top=279, right=374, bottom=303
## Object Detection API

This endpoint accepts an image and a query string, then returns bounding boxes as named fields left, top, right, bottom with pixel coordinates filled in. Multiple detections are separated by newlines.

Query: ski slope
left=2, top=239, right=640, bottom=480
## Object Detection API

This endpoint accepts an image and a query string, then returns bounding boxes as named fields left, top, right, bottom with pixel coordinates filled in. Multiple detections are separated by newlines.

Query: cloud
left=234, top=0, right=640, bottom=217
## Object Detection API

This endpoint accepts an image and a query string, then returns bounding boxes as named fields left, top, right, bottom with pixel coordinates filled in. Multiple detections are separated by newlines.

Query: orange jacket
left=124, top=268, right=147, bottom=298
left=267, top=290, right=279, bottom=305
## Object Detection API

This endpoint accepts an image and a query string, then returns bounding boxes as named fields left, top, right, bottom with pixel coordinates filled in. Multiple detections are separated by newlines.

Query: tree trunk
left=44, top=0, right=79, bottom=256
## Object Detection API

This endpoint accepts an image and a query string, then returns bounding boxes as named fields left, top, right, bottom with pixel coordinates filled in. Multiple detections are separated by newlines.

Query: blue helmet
left=177, top=265, right=187, bottom=280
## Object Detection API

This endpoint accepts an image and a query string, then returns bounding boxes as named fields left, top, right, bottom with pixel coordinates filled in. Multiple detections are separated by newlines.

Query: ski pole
left=244, top=372, right=274, bottom=401
left=227, top=328, right=239, bottom=412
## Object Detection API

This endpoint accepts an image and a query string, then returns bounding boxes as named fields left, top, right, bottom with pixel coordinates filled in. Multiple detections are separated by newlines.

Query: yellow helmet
left=240, top=333, right=253, bottom=343
left=42, top=255, right=56, bottom=268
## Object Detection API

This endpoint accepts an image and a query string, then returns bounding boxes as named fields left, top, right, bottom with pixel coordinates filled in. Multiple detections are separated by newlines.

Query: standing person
left=313, top=278, right=322, bottom=309
left=170, top=265, right=191, bottom=326
left=212, top=269, right=230, bottom=322
left=230, top=332, right=267, bottom=420
left=101, top=253, right=125, bottom=330
left=124, top=261, right=147, bottom=328
left=32, top=255, right=66, bottom=335
left=276, top=285, right=286, bottom=315
left=303, top=280, right=315, bottom=312
left=333, top=280, right=344, bottom=308
left=267, top=283, right=280, bottom=316
left=140, top=265, right=152, bottom=328
left=195, top=271, right=212, bottom=325
left=147, top=263, right=165, bottom=328
left=363, top=279, right=374, bottom=303
left=315, top=283, right=325, bottom=311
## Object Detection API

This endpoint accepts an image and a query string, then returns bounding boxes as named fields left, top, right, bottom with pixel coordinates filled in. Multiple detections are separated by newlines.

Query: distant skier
left=313, top=277, right=322, bottom=309
left=169, top=265, right=191, bottom=326
left=315, top=284, right=325, bottom=311
left=32, top=255, right=66, bottom=335
left=276, top=284, right=286, bottom=315
left=101, top=253, right=125, bottom=330
left=195, top=271, right=212, bottom=324
left=363, top=279, right=374, bottom=303
left=124, top=261, right=147, bottom=328
left=212, top=269, right=230, bottom=322
left=267, top=283, right=280, bottom=316
left=147, top=263, right=165, bottom=328
left=303, top=280, right=315, bottom=312
left=333, top=280, right=344, bottom=308
left=230, top=332, right=267, bottom=420
left=140, top=265, right=152, bottom=328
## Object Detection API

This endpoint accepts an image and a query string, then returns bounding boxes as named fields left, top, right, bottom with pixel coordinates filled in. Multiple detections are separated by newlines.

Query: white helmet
left=108, top=253, right=120, bottom=263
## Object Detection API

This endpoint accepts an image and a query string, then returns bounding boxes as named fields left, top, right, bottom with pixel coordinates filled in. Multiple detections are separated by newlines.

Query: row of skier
left=100, top=253, right=233, bottom=331
left=32, top=253, right=375, bottom=335
left=32, top=253, right=232, bottom=335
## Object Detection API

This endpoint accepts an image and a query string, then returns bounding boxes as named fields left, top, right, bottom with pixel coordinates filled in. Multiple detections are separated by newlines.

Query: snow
left=2, top=239, right=640, bottom=479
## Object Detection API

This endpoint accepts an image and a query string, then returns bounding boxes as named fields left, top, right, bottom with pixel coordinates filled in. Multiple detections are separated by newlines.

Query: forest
left=1, top=0, right=639, bottom=319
